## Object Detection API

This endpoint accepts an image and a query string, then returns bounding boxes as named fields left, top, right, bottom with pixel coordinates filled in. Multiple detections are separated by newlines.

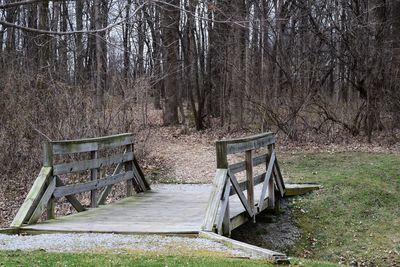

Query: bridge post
left=245, top=150, right=255, bottom=223
left=125, top=143, right=134, bottom=196
left=90, top=151, right=98, bottom=208
left=43, top=142, right=55, bottom=219
left=216, top=142, right=228, bottom=169
left=267, top=144, right=275, bottom=209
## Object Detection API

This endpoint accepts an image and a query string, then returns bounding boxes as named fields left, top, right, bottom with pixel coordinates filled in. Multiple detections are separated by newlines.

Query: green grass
left=279, top=152, right=400, bottom=266
left=0, top=251, right=338, bottom=267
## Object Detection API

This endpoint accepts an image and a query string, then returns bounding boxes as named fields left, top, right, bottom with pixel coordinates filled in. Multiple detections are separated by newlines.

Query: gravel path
left=0, top=233, right=248, bottom=257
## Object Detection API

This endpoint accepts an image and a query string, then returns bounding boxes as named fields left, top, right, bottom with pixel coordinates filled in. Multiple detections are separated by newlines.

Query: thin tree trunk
left=94, top=0, right=104, bottom=111
left=75, top=0, right=84, bottom=84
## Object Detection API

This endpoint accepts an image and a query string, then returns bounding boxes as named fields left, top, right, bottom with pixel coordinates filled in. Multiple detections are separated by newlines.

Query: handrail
left=11, top=133, right=150, bottom=228
left=50, top=133, right=134, bottom=155
left=204, top=132, right=285, bottom=236
left=215, top=132, right=275, bottom=168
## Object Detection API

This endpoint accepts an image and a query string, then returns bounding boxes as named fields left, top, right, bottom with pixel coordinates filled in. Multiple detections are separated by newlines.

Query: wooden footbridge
left=8, top=132, right=318, bottom=263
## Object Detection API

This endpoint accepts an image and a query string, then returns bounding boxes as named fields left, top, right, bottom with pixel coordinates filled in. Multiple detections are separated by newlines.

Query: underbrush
left=280, top=152, right=400, bottom=266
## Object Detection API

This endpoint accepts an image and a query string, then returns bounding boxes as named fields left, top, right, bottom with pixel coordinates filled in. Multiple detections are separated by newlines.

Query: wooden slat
left=268, top=174, right=275, bottom=208
left=284, top=183, right=320, bottom=196
left=28, top=177, right=56, bottom=224
left=258, top=151, right=276, bottom=210
left=216, top=179, right=231, bottom=235
left=53, top=152, right=134, bottom=175
left=216, top=142, right=228, bottom=169
left=202, top=169, right=228, bottom=231
left=132, top=165, right=147, bottom=192
left=229, top=173, right=266, bottom=196
left=90, top=151, right=98, bottom=208
left=53, top=171, right=134, bottom=198
left=97, top=163, right=124, bottom=205
left=125, top=144, right=134, bottom=196
left=228, top=171, right=253, bottom=218
left=222, top=197, right=230, bottom=236
left=199, top=231, right=288, bottom=263
left=228, top=154, right=268, bottom=174
left=51, top=133, right=134, bottom=155
left=274, top=158, right=285, bottom=197
left=245, top=150, right=255, bottom=222
left=55, top=176, right=85, bottom=212
left=43, top=142, right=53, bottom=167
left=11, top=167, right=52, bottom=227
left=218, top=132, right=275, bottom=155
left=46, top=198, right=55, bottom=220
left=133, top=157, right=151, bottom=190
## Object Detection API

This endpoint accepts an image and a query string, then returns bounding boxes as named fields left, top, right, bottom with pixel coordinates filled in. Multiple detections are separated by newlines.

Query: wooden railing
left=203, top=132, right=285, bottom=236
left=11, top=133, right=150, bottom=228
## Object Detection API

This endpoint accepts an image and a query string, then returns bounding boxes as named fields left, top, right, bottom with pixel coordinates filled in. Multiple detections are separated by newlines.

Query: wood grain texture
left=20, top=183, right=277, bottom=235
left=216, top=132, right=275, bottom=155
left=245, top=150, right=255, bottom=222
left=23, top=184, right=212, bottom=234
left=90, top=151, right=98, bottom=208
left=133, top=157, right=151, bottom=190
left=28, top=177, right=56, bottom=224
left=53, top=152, right=134, bottom=175
left=199, top=231, right=288, bottom=263
left=258, top=150, right=276, bottom=210
left=97, top=163, right=124, bottom=205
left=229, top=173, right=266, bottom=196
left=228, top=153, right=268, bottom=174
left=55, top=176, right=85, bottom=212
left=229, top=171, right=253, bottom=218
left=11, top=167, right=52, bottom=227
left=51, top=133, right=134, bottom=155
left=202, top=169, right=228, bottom=231
left=216, top=179, right=231, bottom=235
left=53, top=171, right=134, bottom=198
left=284, top=183, right=320, bottom=196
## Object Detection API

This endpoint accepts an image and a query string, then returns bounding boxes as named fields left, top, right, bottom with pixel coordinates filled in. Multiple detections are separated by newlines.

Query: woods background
left=0, top=0, right=399, bottom=216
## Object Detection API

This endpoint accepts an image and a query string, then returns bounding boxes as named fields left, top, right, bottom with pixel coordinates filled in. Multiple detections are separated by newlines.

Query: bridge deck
left=21, top=184, right=266, bottom=235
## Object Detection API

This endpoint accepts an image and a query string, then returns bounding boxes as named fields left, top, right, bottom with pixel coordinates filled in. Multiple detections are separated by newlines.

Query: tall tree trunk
left=161, top=0, right=179, bottom=125
left=137, top=3, right=145, bottom=77
left=123, top=0, right=132, bottom=89
left=38, top=0, right=50, bottom=73
left=75, top=0, right=84, bottom=85
left=366, top=0, right=387, bottom=142
left=4, top=0, right=18, bottom=65
left=94, top=0, right=104, bottom=111
left=145, top=4, right=162, bottom=109
left=390, top=0, right=400, bottom=128
left=59, top=2, right=68, bottom=82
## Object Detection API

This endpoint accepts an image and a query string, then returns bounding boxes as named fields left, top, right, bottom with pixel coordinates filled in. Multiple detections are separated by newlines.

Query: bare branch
left=0, top=0, right=68, bottom=9
left=0, top=1, right=146, bottom=35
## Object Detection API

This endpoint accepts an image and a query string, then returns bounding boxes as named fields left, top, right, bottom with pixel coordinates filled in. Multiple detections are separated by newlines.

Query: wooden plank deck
left=21, top=183, right=269, bottom=235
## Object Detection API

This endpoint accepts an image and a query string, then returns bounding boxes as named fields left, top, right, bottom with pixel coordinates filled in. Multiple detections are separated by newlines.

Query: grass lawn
left=280, top=152, right=400, bottom=266
left=0, top=251, right=338, bottom=267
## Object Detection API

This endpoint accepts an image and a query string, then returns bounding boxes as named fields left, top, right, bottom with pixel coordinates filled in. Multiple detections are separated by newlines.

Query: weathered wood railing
left=202, top=132, right=285, bottom=236
left=11, top=133, right=150, bottom=228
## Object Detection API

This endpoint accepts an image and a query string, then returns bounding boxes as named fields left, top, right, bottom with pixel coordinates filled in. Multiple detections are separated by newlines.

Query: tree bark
left=161, top=0, right=179, bottom=125
left=75, top=0, right=84, bottom=84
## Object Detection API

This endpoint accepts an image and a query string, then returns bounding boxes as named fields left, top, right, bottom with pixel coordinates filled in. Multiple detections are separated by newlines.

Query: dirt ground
left=231, top=199, right=300, bottom=253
